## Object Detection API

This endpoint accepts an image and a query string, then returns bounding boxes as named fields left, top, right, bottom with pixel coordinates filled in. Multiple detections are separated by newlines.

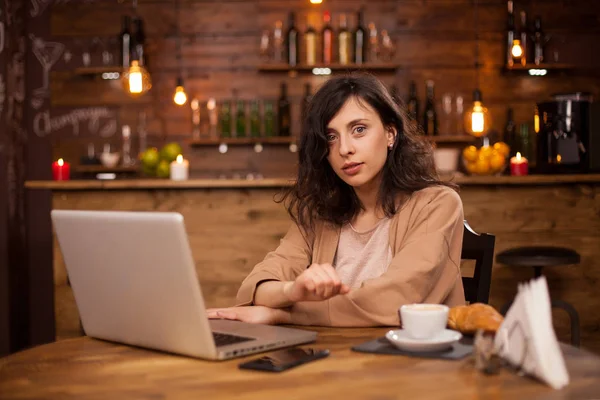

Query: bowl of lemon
left=462, top=142, right=510, bottom=176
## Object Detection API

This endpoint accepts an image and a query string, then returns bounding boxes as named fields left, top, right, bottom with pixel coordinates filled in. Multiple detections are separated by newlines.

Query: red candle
left=52, top=158, right=71, bottom=181
left=510, top=152, right=529, bottom=176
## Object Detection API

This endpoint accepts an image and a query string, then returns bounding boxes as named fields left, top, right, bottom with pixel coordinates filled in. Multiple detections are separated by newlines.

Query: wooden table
left=1, top=327, right=600, bottom=399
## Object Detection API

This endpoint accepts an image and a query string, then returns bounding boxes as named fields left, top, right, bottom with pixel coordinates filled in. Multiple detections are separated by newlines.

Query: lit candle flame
left=516, top=152, right=522, bottom=161
left=58, top=158, right=64, bottom=166
left=176, top=154, right=183, bottom=163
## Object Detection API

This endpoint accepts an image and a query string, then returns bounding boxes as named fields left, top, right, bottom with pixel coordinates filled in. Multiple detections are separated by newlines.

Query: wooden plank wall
left=47, top=0, right=600, bottom=178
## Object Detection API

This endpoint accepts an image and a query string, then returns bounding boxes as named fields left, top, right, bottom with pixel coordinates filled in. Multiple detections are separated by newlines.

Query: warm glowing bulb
left=471, top=102, right=485, bottom=133
left=129, top=71, right=143, bottom=93
left=176, top=154, right=183, bottom=163
left=57, top=158, right=64, bottom=166
left=511, top=40, right=523, bottom=57
left=310, top=0, right=323, bottom=3
left=557, top=154, right=562, bottom=163
left=122, top=60, right=151, bottom=96
left=174, top=86, right=187, bottom=106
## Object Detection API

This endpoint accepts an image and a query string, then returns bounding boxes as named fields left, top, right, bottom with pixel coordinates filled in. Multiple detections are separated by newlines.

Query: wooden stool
left=496, top=246, right=581, bottom=347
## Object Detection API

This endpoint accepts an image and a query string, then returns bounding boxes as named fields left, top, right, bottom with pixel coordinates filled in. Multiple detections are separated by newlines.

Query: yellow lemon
left=474, top=156, right=490, bottom=175
left=479, top=145, right=494, bottom=160
left=489, top=150, right=506, bottom=173
left=462, top=145, right=479, bottom=163
left=493, top=141, right=510, bottom=158
left=465, top=161, right=478, bottom=174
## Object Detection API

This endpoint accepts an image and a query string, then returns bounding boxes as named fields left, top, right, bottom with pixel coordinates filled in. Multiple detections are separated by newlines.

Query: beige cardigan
left=236, top=185, right=466, bottom=327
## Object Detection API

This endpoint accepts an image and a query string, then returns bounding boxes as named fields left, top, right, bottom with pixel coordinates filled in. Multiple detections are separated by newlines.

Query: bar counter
left=25, top=174, right=600, bottom=354
left=25, top=173, right=600, bottom=190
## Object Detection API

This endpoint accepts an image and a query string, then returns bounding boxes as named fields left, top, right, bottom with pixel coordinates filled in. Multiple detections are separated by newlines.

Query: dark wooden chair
left=460, top=220, right=495, bottom=304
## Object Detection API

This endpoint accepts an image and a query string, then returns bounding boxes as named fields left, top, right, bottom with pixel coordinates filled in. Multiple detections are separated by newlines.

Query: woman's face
left=326, top=96, right=396, bottom=189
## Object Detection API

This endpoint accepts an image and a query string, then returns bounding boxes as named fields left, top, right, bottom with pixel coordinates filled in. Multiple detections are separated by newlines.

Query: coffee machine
left=536, top=93, right=600, bottom=173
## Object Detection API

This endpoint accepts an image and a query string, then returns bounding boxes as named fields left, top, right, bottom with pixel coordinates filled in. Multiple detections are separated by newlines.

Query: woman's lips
left=342, top=163, right=363, bottom=176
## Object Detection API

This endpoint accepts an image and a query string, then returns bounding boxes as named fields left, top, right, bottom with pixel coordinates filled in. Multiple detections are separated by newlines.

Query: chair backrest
left=461, top=220, right=495, bottom=304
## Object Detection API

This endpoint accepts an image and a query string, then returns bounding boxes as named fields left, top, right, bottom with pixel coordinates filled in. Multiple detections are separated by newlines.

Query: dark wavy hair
left=278, top=73, right=456, bottom=233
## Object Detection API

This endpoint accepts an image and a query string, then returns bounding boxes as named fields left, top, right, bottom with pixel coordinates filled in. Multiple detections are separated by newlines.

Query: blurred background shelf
left=189, top=137, right=296, bottom=146
left=257, top=63, right=400, bottom=74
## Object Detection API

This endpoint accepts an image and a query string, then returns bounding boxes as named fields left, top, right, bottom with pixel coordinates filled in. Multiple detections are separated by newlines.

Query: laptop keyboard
left=212, top=332, right=255, bottom=347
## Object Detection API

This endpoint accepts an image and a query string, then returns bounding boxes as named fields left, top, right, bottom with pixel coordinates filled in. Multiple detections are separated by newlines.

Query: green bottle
left=264, top=101, right=275, bottom=137
left=250, top=100, right=260, bottom=138
left=220, top=101, right=231, bottom=138
left=236, top=100, right=246, bottom=137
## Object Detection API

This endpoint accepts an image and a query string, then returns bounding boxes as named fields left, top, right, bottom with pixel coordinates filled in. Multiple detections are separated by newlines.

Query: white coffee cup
left=399, top=303, right=449, bottom=340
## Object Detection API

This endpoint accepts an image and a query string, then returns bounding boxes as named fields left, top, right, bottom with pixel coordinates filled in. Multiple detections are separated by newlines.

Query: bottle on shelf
left=304, top=16, right=317, bottom=66
left=286, top=12, right=299, bottom=67
left=518, top=10, right=528, bottom=66
left=338, top=14, right=352, bottom=65
left=422, top=80, right=438, bottom=136
left=380, top=30, right=394, bottom=62
left=273, top=20, right=284, bottom=63
left=504, top=107, right=517, bottom=157
left=264, top=101, right=275, bottom=137
left=249, top=100, right=260, bottom=138
left=532, top=16, right=545, bottom=65
left=219, top=100, right=232, bottom=138
left=132, top=17, right=146, bottom=66
left=277, top=83, right=291, bottom=137
left=353, top=9, right=367, bottom=64
left=235, top=99, right=247, bottom=137
left=119, top=15, right=131, bottom=68
left=406, top=81, right=419, bottom=122
left=506, top=0, right=515, bottom=67
left=368, top=22, right=379, bottom=62
left=259, top=30, right=271, bottom=61
left=321, top=11, right=333, bottom=65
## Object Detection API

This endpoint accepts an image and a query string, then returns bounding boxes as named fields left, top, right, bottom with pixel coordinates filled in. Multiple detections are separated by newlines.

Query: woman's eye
left=326, top=134, right=337, bottom=142
left=354, top=126, right=366, bottom=134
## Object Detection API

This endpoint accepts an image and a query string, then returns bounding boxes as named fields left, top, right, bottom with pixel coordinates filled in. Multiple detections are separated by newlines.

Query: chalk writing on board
left=30, top=0, right=52, bottom=17
left=30, top=96, right=43, bottom=110
left=33, top=107, right=117, bottom=138
left=30, top=34, right=64, bottom=98
left=0, top=74, right=5, bottom=115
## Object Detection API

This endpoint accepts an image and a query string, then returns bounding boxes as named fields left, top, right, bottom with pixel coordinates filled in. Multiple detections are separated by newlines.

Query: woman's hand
left=206, top=306, right=291, bottom=325
left=283, top=263, right=350, bottom=302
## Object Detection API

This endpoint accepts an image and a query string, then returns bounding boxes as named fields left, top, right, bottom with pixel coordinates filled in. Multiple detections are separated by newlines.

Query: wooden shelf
left=74, top=165, right=139, bottom=173
left=74, top=66, right=124, bottom=76
left=258, top=63, right=399, bottom=74
left=187, top=135, right=472, bottom=147
left=189, top=137, right=296, bottom=146
left=503, top=63, right=575, bottom=73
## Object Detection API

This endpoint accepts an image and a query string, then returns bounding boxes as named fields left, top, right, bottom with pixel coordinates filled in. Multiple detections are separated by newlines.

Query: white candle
left=170, top=154, right=189, bottom=181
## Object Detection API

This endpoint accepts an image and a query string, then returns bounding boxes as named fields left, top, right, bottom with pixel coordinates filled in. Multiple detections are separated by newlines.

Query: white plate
left=385, top=329, right=463, bottom=352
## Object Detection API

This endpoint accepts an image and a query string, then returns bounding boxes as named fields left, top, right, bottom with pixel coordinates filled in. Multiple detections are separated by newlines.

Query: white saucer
left=385, top=329, right=462, bottom=352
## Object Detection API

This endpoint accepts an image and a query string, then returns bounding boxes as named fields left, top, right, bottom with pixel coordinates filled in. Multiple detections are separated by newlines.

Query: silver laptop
left=51, top=210, right=316, bottom=360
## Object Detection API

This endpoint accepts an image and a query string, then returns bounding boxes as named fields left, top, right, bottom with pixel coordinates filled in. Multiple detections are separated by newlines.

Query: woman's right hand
left=283, top=263, right=350, bottom=302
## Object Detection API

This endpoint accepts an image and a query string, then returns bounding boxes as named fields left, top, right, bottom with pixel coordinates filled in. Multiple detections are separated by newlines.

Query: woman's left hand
left=206, top=306, right=291, bottom=325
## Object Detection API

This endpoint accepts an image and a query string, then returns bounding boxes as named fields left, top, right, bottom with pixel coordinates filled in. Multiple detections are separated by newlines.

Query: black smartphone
left=238, top=347, right=330, bottom=372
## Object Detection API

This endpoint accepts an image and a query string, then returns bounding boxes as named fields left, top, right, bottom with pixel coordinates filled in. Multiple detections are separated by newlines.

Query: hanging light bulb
left=173, top=77, right=188, bottom=106
left=511, top=39, right=523, bottom=58
left=464, top=89, right=490, bottom=137
left=121, top=60, right=152, bottom=96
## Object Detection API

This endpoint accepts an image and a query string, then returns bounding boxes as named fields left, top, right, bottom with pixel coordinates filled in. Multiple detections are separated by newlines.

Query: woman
left=208, top=74, right=465, bottom=326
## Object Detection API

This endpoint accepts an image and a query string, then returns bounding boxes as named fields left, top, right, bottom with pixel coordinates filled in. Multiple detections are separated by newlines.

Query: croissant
left=447, top=303, right=504, bottom=334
